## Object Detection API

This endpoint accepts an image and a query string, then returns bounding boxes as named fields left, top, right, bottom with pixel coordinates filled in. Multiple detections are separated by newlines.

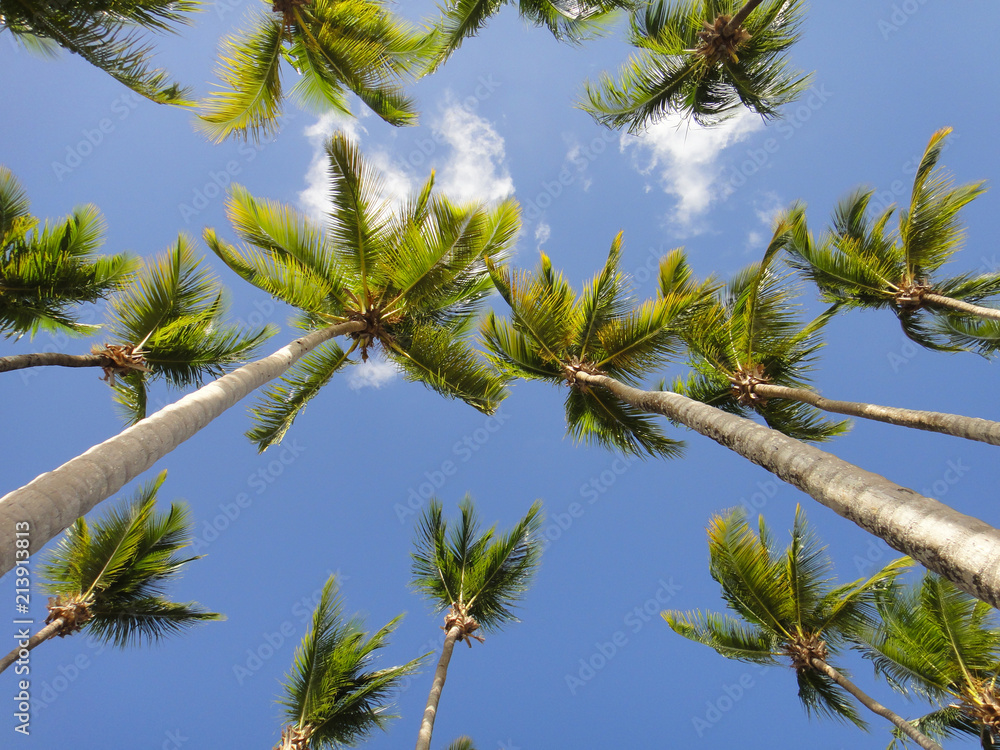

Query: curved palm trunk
left=0, top=352, right=104, bottom=373
left=0, top=618, right=64, bottom=674
left=574, top=371, right=1000, bottom=609
left=752, top=383, right=1000, bottom=446
left=0, top=321, right=364, bottom=577
left=923, top=293, right=1000, bottom=322
left=809, top=658, right=943, bottom=750
left=416, top=624, right=462, bottom=750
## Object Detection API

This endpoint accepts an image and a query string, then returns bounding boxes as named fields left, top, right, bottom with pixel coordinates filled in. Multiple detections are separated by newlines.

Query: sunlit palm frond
left=664, top=608, right=782, bottom=663
left=565, top=384, right=683, bottom=458
left=887, top=706, right=980, bottom=750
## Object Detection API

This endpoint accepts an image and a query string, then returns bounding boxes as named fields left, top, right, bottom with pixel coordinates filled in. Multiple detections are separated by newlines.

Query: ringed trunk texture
left=810, top=658, right=943, bottom=750
left=0, top=352, right=104, bottom=373
left=415, top=624, right=461, bottom=750
left=0, top=618, right=64, bottom=674
left=753, top=383, right=1000, bottom=446
left=575, top=372, right=1000, bottom=609
left=924, top=293, right=1000, bottom=322
left=0, top=321, right=364, bottom=577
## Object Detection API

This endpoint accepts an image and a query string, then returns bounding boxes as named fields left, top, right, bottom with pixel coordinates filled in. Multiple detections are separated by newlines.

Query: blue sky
left=2, top=1, right=1000, bottom=748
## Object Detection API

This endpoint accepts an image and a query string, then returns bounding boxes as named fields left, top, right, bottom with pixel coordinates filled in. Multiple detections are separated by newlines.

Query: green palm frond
left=664, top=608, right=782, bottom=663
left=887, top=706, right=981, bottom=750
left=411, top=497, right=543, bottom=632
left=39, top=470, right=222, bottom=648
left=932, top=315, right=1000, bottom=357
left=581, top=0, right=809, bottom=131
left=278, top=575, right=423, bottom=748
left=795, top=663, right=867, bottom=728
left=446, top=737, right=478, bottom=750
left=565, top=380, right=683, bottom=457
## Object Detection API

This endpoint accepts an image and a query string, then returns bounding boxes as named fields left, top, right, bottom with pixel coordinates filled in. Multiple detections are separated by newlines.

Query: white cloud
left=434, top=97, right=514, bottom=203
left=299, top=112, right=366, bottom=222
left=746, top=192, right=785, bottom=251
left=620, top=111, right=765, bottom=233
left=347, top=355, right=400, bottom=391
left=535, top=221, right=551, bottom=248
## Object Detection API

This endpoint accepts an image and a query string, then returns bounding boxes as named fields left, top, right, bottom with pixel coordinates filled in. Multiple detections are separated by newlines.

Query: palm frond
left=565, top=381, right=683, bottom=458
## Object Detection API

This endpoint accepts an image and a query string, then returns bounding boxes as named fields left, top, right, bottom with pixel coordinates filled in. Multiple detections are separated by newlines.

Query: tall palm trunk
left=416, top=624, right=462, bottom=750
left=923, top=293, right=1000, bottom=322
left=724, top=0, right=765, bottom=33
left=572, top=371, right=1000, bottom=608
left=751, top=383, right=1000, bottom=446
left=809, top=658, right=943, bottom=750
left=0, top=352, right=106, bottom=373
left=0, top=618, right=64, bottom=674
left=0, top=321, right=364, bottom=577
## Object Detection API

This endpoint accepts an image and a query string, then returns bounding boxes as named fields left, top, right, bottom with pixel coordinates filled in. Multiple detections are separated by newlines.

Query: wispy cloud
left=535, top=221, right=551, bottom=248
left=347, top=356, right=401, bottom=391
left=434, top=96, right=514, bottom=203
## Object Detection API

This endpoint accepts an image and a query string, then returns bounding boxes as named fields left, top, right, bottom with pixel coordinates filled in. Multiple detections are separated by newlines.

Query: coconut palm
left=0, top=470, right=221, bottom=675
left=0, top=166, right=135, bottom=340
left=785, top=128, right=1000, bottom=355
left=0, top=235, right=275, bottom=424
left=856, top=574, right=1000, bottom=749
left=581, top=0, right=808, bottom=132
left=664, top=507, right=939, bottom=747
left=0, top=0, right=199, bottom=104
left=678, top=232, right=1000, bottom=446
left=274, top=575, right=422, bottom=750
left=0, top=132, right=515, bottom=579
left=410, top=497, right=543, bottom=750
left=197, top=0, right=423, bottom=143
left=420, top=0, right=633, bottom=73
left=482, top=238, right=1000, bottom=611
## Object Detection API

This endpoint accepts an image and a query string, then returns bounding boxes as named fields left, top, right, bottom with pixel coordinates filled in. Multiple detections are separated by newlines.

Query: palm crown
left=582, top=0, right=808, bottom=131
left=665, top=506, right=910, bottom=728
left=38, top=470, right=222, bottom=648
left=786, top=128, right=1000, bottom=354
left=205, top=132, right=516, bottom=451
left=275, top=575, right=421, bottom=750
left=197, top=0, right=423, bottom=142
left=482, top=238, right=712, bottom=458
left=0, top=166, right=135, bottom=339
left=0, top=0, right=199, bottom=104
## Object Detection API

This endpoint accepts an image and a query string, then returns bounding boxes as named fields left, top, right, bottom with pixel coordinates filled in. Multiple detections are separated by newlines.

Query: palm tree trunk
left=923, top=293, right=1000, bottom=321
left=0, top=321, right=365, bottom=577
left=724, top=0, right=765, bottom=33
left=0, top=618, right=64, bottom=675
left=809, top=658, right=943, bottom=750
left=572, top=371, right=1000, bottom=609
left=752, top=383, right=1000, bottom=446
left=416, top=624, right=461, bottom=750
left=0, top=352, right=104, bottom=373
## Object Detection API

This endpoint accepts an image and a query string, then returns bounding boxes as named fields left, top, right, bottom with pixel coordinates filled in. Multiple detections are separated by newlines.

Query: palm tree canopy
left=675, top=224, right=848, bottom=442
left=38, top=470, right=222, bottom=647
left=664, top=505, right=910, bottom=727
left=785, top=128, right=998, bottom=354
left=581, top=0, right=809, bottom=132
left=411, top=496, right=543, bottom=635
left=276, top=575, right=422, bottom=749
left=0, top=0, right=200, bottom=104
left=482, top=239, right=713, bottom=458
left=205, top=132, right=515, bottom=451
left=197, top=0, right=423, bottom=143
left=0, top=166, right=136, bottom=340
left=106, top=234, right=276, bottom=423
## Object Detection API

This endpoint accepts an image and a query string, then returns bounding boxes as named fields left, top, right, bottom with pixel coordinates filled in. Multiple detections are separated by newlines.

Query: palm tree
left=664, top=506, right=940, bottom=747
left=0, top=132, right=515, bottom=578
left=785, top=128, right=1000, bottom=355
left=581, top=0, right=809, bottom=132
left=274, top=575, right=422, bottom=750
left=410, top=497, right=543, bottom=750
left=0, top=470, right=221, bottom=675
left=197, top=0, right=422, bottom=143
left=0, top=0, right=199, bottom=104
left=0, top=166, right=135, bottom=340
left=482, top=237, right=1000, bottom=611
left=856, top=574, right=1000, bottom=749
left=0, top=235, right=275, bottom=424
left=678, top=233, right=1000, bottom=446
left=420, top=0, right=633, bottom=73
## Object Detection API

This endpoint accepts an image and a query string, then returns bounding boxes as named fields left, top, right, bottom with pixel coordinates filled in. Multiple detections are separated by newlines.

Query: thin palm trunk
left=0, top=352, right=105, bottom=373
left=416, top=624, right=461, bottom=750
left=752, top=383, right=1000, bottom=446
left=572, top=371, right=1000, bottom=608
left=0, top=618, right=64, bottom=674
left=724, top=0, right=765, bottom=33
left=0, top=320, right=365, bottom=577
left=923, top=293, right=1000, bottom=322
left=809, top=658, right=943, bottom=750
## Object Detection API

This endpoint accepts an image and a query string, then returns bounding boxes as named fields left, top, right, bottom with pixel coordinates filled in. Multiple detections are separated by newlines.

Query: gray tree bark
left=415, top=624, right=461, bottom=750
left=924, top=292, right=1000, bottom=321
left=0, top=352, right=105, bottom=373
left=0, top=618, right=64, bottom=674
